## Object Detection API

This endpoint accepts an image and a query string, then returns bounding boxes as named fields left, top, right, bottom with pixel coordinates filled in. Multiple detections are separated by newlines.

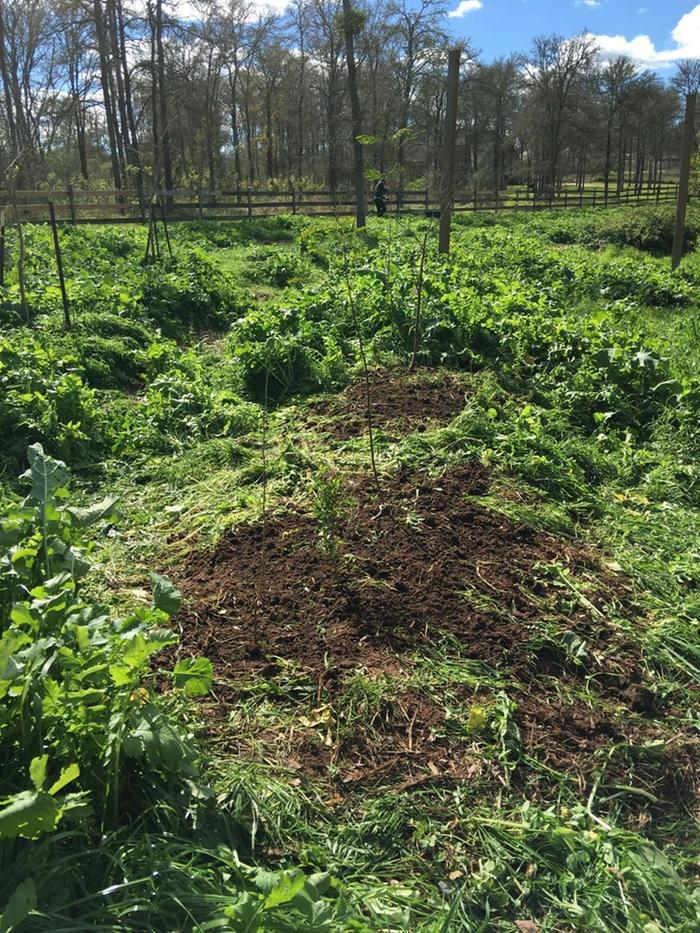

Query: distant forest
left=1, top=0, right=699, bottom=195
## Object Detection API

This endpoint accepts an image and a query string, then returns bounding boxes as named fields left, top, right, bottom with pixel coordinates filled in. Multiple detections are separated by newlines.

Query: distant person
left=374, top=179, right=389, bottom=216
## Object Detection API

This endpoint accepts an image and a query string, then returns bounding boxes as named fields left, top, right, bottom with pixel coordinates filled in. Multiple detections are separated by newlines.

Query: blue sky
left=445, top=1, right=700, bottom=71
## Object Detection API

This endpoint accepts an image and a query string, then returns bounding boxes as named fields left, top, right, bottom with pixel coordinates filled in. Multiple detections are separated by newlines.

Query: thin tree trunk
left=342, top=0, right=365, bottom=228
left=93, top=0, right=122, bottom=189
left=156, top=0, right=173, bottom=194
left=115, top=0, right=143, bottom=191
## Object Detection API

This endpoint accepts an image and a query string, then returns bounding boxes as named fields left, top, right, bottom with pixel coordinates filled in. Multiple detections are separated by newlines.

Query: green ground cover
left=1, top=204, right=699, bottom=930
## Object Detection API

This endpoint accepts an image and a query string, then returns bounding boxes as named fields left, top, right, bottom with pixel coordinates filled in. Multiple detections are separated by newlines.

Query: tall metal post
left=672, top=93, right=697, bottom=271
left=439, top=47, right=461, bottom=254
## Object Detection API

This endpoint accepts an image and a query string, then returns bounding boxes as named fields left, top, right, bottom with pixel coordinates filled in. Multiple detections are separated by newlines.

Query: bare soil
left=172, top=463, right=699, bottom=808
left=308, top=368, right=470, bottom=439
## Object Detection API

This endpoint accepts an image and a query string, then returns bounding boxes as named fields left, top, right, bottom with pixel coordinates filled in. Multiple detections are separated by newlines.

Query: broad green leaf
left=66, top=496, right=118, bottom=528
left=222, top=892, right=261, bottom=929
left=29, top=755, right=48, bottom=792
left=109, top=664, right=132, bottom=686
left=263, top=870, right=307, bottom=909
left=150, top=573, right=181, bottom=616
left=62, top=546, right=90, bottom=579
left=0, top=878, right=37, bottom=933
left=22, top=445, right=69, bottom=505
left=173, top=657, right=213, bottom=697
left=254, top=869, right=281, bottom=896
left=48, top=763, right=80, bottom=796
left=9, top=605, right=34, bottom=627
left=122, top=633, right=151, bottom=669
left=125, top=707, right=194, bottom=771
left=0, top=633, right=29, bottom=687
left=0, top=791, right=59, bottom=839
left=122, top=734, right=144, bottom=758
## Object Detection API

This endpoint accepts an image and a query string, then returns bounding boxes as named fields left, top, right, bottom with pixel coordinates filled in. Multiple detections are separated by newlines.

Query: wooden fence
left=0, top=182, right=683, bottom=225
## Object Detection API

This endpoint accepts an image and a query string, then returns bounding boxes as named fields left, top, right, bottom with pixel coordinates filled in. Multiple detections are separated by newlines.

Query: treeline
left=0, top=0, right=698, bottom=196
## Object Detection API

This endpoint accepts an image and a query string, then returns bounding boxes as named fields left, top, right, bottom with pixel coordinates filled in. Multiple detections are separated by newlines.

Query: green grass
left=2, top=206, right=700, bottom=929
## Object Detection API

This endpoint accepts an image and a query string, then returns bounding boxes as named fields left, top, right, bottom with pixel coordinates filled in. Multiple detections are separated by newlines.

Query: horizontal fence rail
left=0, top=183, right=684, bottom=225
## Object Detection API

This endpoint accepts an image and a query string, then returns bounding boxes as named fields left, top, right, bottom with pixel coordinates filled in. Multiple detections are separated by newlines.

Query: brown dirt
left=308, top=368, right=470, bottom=439
left=172, top=462, right=699, bottom=807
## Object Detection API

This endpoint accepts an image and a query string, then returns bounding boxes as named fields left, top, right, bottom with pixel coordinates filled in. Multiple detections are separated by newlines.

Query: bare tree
left=673, top=59, right=700, bottom=97
left=341, top=0, right=365, bottom=226
left=523, top=33, right=597, bottom=195
left=387, top=0, right=447, bottom=191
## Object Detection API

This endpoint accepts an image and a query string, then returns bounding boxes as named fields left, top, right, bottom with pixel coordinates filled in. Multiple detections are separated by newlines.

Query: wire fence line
left=0, top=182, right=684, bottom=226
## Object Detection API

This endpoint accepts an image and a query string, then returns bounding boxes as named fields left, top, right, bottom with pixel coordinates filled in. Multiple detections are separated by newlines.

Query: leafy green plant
left=312, top=472, right=352, bottom=560
left=246, top=247, right=312, bottom=288
left=0, top=445, right=211, bottom=839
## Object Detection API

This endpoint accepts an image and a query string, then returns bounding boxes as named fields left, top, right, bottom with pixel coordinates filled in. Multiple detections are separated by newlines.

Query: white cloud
left=591, top=3, right=700, bottom=67
left=447, top=0, right=483, bottom=18
left=576, top=0, right=601, bottom=8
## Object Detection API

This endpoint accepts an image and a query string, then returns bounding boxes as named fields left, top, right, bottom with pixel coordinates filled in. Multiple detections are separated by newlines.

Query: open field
left=1, top=205, right=700, bottom=930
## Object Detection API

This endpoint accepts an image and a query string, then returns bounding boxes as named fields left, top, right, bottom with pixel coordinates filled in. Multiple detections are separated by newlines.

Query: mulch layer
left=172, top=462, right=698, bottom=809
left=307, top=368, right=470, bottom=439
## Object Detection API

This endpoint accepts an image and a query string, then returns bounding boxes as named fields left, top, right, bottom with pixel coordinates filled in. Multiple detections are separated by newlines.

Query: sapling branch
left=16, top=219, right=28, bottom=324
left=408, top=226, right=431, bottom=372
left=341, top=239, right=380, bottom=493
left=257, top=364, right=270, bottom=613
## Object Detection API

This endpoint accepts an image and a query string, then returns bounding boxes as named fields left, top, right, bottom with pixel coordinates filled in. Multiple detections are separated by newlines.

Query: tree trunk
left=265, top=83, right=274, bottom=180
left=155, top=0, right=173, bottom=194
left=342, top=0, right=365, bottom=227
left=76, top=105, right=89, bottom=180
left=228, top=67, right=242, bottom=185
left=93, top=0, right=122, bottom=189
left=115, top=0, right=143, bottom=192
left=0, top=1, right=18, bottom=161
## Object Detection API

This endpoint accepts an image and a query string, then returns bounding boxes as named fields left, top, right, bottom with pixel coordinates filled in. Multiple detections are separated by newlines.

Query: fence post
left=197, top=186, right=203, bottom=220
left=291, top=187, right=297, bottom=215
left=0, top=211, right=4, bottom=288
left=48, top=201, right=71, bottom=329
left=247, top=187, right=253, bottom=218
left=67, top=185, right=77, bottom=224
left=439, top=47, right=461, bottom=254
left=593, top=189, right=597, bottom=209
left=672, top=92, right=698, bottom=271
